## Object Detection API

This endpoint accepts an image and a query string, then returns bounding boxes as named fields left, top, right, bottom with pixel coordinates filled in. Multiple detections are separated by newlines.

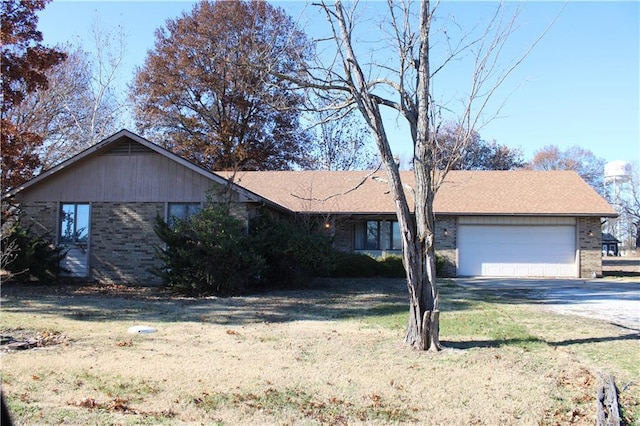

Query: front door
left=59, top=203, right=90, bottom=277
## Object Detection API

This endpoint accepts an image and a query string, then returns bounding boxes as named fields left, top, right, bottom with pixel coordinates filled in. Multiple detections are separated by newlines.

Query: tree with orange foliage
left=1, top=0, right=66, bottom=190
left=131, top=0, right=313, bottom=171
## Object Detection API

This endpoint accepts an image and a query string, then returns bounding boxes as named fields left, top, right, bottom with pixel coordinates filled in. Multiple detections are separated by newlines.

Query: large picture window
left=355, top=220, right=402, bottom=251
left=60, top=203, right=90, bottom=244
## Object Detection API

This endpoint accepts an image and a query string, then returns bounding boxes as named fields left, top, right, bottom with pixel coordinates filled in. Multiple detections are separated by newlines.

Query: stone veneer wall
left=90, top=202, right=165, bottom=285
left=332, top=219, right=355, bottom=253
left=577, top=216, right=603, bottom=278
left=434, top=216, right=457, bottom=277
left=19, top=202, right=58, bottom=237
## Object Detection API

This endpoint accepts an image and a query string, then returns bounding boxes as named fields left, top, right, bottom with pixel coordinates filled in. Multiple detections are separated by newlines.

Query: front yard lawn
left=1, top=278, right=638, bottom=425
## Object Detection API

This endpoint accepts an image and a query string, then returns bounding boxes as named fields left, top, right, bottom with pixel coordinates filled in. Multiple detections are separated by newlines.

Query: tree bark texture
left=596, top=374, right=620, bottom=426
left=402, top=0, right=441, bottom=351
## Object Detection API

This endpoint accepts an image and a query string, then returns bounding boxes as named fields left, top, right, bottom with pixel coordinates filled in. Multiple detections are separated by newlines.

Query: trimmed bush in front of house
left=154, top=206, right=336, bottom=296
left=328, top=251, right=447, bottom=279
left=153, top=203, right=450, bottom=296
left=153, top=204, right=265, bottom=296
left=250, top=213, right=335, bottom=289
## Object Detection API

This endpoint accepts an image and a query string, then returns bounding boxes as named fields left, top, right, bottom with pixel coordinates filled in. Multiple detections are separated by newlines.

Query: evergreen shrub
left=250, top=214, right=335, bottom=288
left=1, top=220, right=66, bottom=283
left=153, top=204, right=264, bottom=296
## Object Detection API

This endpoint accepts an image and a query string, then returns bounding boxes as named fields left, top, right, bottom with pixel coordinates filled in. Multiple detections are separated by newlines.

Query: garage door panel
left=458, top=225, right=576, bottom=277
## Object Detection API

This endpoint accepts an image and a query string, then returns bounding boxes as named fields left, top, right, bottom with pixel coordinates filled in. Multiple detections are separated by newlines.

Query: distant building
left=602, top=233, right=621, bottom=256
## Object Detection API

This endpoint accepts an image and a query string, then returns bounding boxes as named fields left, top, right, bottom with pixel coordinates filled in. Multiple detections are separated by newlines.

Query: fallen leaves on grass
left=1, top=328, right=67, bottom=351
left=193, top=387, right=416, bottom=424
left=70, top=396, right=176, bottom=419
left=543, top=366, right=596, bottom=424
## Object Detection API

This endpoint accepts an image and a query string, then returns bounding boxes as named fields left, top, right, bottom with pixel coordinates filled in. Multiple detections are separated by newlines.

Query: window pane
left=75, top=204, right=90, bottom=242
left=366, top=221, right=379, bottom=250
left=168, top=204, right=187, bottom=221
left=60, top=204, right=89, bottom=243
left=60, top=204, right=75, bottom=243
left=186, top=204, right=201, bottom=217
left=391, top=221, right=402, bottom=250
left=168, top=203, right=201, bottom=227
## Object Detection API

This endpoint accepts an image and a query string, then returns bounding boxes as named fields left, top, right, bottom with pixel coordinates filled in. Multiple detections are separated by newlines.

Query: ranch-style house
left=5, top=130, right=617, bottom=284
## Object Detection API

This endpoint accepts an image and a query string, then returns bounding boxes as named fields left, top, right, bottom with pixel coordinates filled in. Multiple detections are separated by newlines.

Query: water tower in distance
left=605, top=161, right=632, bottom=185
left=604, top=161, right=632, bottom=251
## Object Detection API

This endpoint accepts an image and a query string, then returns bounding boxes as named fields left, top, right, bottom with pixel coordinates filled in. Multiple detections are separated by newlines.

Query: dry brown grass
left=1, top=279, right=638, bottom=425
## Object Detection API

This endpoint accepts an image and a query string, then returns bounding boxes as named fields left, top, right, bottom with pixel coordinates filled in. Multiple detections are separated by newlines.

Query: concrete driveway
left=454, top=278, right=640, bottom=330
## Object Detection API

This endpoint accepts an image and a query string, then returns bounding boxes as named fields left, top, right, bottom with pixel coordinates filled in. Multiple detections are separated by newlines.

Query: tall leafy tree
left=1, top=0, right=65, bottom=189
left=527, top=145, right=606, bottom=196
left=131, top=0, right=313, bottom=171
left=435, top=123, right=524, bottom=170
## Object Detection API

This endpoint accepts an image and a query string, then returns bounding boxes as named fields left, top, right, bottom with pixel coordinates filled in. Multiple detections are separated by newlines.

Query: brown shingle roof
left=217, top=170, right=617, bottom=217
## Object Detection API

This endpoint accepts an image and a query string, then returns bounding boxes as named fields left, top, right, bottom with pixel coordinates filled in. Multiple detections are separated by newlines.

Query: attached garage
left=457, top=217, right=577, bottom=278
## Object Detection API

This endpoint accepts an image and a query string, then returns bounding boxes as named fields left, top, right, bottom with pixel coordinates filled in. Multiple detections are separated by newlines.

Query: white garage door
left=458, top=225, right=576, bottom=277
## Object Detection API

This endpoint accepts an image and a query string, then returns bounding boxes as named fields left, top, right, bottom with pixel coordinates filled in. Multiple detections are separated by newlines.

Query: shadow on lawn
left=443, top=332, right=640, bottom=350
left=2, top=278, right=638, bottom=351
left=0, top=278, right=415, bottom=325
left=0, top=277, right=492, bottom=327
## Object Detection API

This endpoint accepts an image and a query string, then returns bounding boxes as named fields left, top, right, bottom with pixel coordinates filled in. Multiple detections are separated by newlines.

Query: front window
left=355, top=220, right=381, bottom=250
left=168, top=203, right=201, bottom=226
left=60, top=203, right=89, bottom=244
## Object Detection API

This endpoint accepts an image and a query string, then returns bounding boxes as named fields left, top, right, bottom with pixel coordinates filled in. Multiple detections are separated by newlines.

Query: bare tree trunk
left=401, top=0, right=441, bottom=351
left=403, top=208, right=441, bottom=350
left=282, top=0, right=551, bottom=350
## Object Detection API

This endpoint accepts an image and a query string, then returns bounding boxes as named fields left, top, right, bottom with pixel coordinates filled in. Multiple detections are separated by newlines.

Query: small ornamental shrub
left=1, top=220, right=66, bottom=283
left=153, top=204, right=264, bottom=296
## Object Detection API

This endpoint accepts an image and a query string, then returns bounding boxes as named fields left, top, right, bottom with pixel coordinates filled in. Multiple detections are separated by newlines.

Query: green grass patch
left=442, top=304, right=546, bottom=350
left=359, top=303, right=407, bottom=330
left=356, top=297, right=545, bottom=351
left=73, top=371, right=160, bottom=402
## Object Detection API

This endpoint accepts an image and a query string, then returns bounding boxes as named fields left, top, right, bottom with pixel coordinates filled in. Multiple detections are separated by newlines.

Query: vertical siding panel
left=136, top=155, right=152, bottom=202
left=200, top=175, right=212, bottom=201
left=16, top=148, right=220, bottom=204
left=95, top=156, right=104, bottom=202
left=125, top=156, right=137, bottom=201
left=135, top=155, right=144, bottom=201
left=102, top=156, right=116, bottom=201
left=90, top=159, right=102, bottom=201
left=166, top=158, right=178, bottom=201
left=156, top=155, right=168, bottom=201
left=185, top=166, right=194, bottom=200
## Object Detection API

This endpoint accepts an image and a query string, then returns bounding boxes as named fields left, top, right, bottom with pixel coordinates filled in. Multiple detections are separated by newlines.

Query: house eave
left=292, top=211, right=618, bottom=218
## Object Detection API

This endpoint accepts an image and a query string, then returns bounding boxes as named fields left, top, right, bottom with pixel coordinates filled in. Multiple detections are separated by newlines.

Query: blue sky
left=36, top=1, right=639, bottom=166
